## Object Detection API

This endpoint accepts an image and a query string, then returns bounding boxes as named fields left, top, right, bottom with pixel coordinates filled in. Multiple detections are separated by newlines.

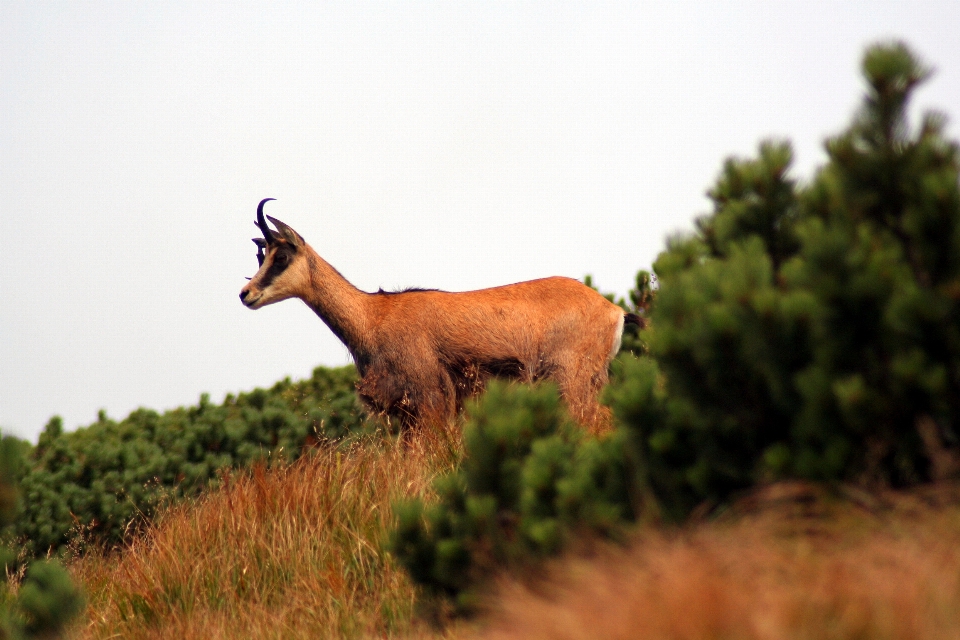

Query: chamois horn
left=252, top=237, right=267, bottom=266
left=256, top=198, right=277, bottom=242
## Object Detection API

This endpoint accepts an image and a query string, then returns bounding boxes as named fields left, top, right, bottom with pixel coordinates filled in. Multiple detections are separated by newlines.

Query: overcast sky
left=2, top=2, right=960, bottom=442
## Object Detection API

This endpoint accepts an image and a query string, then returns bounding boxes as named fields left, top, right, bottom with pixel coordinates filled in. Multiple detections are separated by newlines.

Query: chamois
left=239, top=198, right=641, bottom=431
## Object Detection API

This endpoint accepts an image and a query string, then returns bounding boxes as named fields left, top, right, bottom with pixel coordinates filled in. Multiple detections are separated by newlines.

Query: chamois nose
left=239, top=290, right=249, bottom=302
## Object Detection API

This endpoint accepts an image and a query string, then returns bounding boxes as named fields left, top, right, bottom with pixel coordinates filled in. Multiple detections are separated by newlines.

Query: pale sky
left=3, top=1, right=960, bottom=442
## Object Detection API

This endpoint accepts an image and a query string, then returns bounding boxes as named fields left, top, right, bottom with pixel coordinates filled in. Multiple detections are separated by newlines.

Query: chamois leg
left=555, top=359, right=613, bottom=434
left=395, top=363, right=458, bottom=433
left=356, top=366, right=424, bottom=435
left=415, top=386, right=456, bottom=431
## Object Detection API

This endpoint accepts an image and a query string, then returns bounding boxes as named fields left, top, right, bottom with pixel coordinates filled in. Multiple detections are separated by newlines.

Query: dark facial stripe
left=258, top=244, right=296, bottom=289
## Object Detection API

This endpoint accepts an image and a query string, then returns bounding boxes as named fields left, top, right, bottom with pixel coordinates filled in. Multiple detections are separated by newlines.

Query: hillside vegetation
left=65, top=445, right=960, bottom=639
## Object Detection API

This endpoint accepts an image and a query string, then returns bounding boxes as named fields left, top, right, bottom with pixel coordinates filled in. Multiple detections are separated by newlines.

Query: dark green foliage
left=392, top=41, right=960, bottom=606
left=16, top=365, right=368, bottom=556
left=7, top=561, right=85, bottom=639
left=0, top=436, right=30, bottom=530
left=1, top=434, right=83, bottom=640
left=647, top=41, right=960, bottom=505
left=392, top=381, right=636, bottom=609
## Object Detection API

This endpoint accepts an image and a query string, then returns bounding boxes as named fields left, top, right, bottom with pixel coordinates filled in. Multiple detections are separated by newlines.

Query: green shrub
left=647, top=41, right=960, bottom=507
left=1, top=433, right=84, bottom=640
left=391, top=381, right=636, bottom=610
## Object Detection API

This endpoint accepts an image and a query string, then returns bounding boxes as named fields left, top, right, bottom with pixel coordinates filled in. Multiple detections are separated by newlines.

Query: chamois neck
left=299, top=247, right=371, bottom=355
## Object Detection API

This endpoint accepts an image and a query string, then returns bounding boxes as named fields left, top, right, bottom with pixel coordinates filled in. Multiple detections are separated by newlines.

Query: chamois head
left=239, top=198, right=309, bottom=309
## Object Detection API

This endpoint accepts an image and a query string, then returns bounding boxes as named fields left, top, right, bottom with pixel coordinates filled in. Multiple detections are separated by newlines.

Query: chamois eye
left=275, top=252, right=289, bottom=266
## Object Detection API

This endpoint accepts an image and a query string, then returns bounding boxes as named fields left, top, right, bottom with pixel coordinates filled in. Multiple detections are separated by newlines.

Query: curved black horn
left=256, top=198, right=276, bottom=241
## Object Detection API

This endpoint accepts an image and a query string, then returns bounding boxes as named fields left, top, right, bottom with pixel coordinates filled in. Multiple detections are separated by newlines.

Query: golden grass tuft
left=478, top=483, right=960, bottom=640
left=67, top=428, right=461, bottom=640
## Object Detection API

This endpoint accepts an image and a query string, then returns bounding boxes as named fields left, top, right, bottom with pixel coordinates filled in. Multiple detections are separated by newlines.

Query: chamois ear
left=254, top=222, right=275, bottom=243
left=266, top=215, right=304, bottom=247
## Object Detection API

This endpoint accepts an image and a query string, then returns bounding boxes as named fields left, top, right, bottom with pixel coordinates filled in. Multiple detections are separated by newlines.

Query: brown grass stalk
left=67, top=430, right=459, bottom=640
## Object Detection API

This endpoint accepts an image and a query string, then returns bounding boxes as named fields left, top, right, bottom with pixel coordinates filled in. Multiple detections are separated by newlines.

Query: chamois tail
left=624, top=312, right=646, bottom=328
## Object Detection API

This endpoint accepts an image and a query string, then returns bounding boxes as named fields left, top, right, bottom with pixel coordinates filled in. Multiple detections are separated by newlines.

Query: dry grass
left=477, top=483, right=960, bottom=640
left=67, top=427, right=461, bottom=640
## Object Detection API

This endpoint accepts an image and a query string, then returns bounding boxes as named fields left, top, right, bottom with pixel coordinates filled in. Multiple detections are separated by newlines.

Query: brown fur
left=240, top=215, right=626, bottom=431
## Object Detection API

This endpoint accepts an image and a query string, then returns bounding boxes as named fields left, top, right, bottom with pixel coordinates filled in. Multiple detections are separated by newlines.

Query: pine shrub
left=1, top=434, right=84, bottom=639
left=391, top=382, right=635, bottom=610
left=646, top=41, right=960, bottom=510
